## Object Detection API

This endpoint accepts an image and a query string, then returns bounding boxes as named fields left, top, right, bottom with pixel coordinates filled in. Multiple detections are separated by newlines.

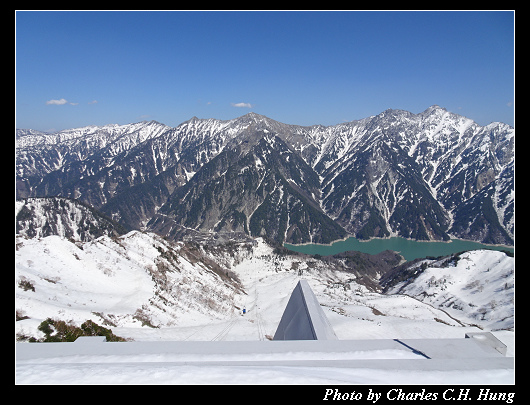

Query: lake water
left=283, top=237, right=514, bottom=261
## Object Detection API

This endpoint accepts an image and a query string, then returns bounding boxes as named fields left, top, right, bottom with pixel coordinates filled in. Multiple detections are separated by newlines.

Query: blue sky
left=16, top=11, right=514, bottom=131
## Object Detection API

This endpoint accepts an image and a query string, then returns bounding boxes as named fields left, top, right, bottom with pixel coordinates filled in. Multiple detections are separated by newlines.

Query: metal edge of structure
left=273, top=280, right=338, bottom=340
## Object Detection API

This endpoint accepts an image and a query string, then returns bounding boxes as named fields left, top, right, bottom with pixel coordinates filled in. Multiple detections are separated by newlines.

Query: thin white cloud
left=45, top=98, right=97, bottom=105
left=46, top=98, right=68, bottom=105
left=231, top=102, right=253, bottom=108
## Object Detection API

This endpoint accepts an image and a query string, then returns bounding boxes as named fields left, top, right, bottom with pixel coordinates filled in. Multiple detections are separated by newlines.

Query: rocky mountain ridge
left=16, top=106, right=514, bottom=245
left=16, top=197, right=127, bottom=242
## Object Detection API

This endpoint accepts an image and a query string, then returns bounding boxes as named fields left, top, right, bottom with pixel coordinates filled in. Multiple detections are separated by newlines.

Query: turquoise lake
left=283, top=237, right=514, bottom=261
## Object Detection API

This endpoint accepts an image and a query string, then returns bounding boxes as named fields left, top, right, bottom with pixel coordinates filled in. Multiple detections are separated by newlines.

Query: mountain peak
left=242, top=111, right=262, bottom=117
left=142, top=119, right=166, bottom=126
left=422, top=105, right=447, bottom=115
left=238, top=112, right=269, bottom=122
left=377, top=108, right=412, bottom=120
left=231, top=112, right=281, bottom=131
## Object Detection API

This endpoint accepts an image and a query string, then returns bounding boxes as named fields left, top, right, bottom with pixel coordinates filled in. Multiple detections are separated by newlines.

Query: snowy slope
left=16, top=228, right=514, bottom=347
left=385, top=250, right=514, bottom=331
left=16, top=231, right=245, bottom=341
left=116, top=239, right=513, bottom=343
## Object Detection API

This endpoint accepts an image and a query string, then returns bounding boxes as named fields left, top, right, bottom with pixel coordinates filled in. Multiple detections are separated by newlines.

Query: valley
left=16, top=229, right=514, bottom=344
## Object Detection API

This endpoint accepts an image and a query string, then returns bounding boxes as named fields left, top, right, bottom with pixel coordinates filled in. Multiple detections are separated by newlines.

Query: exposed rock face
left=16, top=197, right=127, bottom=242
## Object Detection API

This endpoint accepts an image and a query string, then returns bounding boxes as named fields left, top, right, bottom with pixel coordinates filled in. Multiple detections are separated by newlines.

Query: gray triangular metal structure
left=273, top=280, right=338, bottom=340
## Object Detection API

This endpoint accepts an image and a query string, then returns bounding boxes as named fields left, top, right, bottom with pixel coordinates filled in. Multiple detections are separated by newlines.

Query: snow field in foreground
left=15, top=363, right=514, bottom=385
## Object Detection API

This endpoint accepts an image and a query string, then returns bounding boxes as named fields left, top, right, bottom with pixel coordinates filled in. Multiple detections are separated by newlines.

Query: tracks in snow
left=254, top=284, right=265, bottom=341
left=211, top=318, right=238, bottom=341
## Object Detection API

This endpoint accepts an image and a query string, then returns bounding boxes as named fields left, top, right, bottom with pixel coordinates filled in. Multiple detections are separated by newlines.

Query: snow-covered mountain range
left=16, top=105, right=514, bottom=245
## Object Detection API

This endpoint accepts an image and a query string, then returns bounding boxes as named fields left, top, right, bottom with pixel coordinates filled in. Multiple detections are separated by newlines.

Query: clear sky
left=16, top=11, right=514, bottom=131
